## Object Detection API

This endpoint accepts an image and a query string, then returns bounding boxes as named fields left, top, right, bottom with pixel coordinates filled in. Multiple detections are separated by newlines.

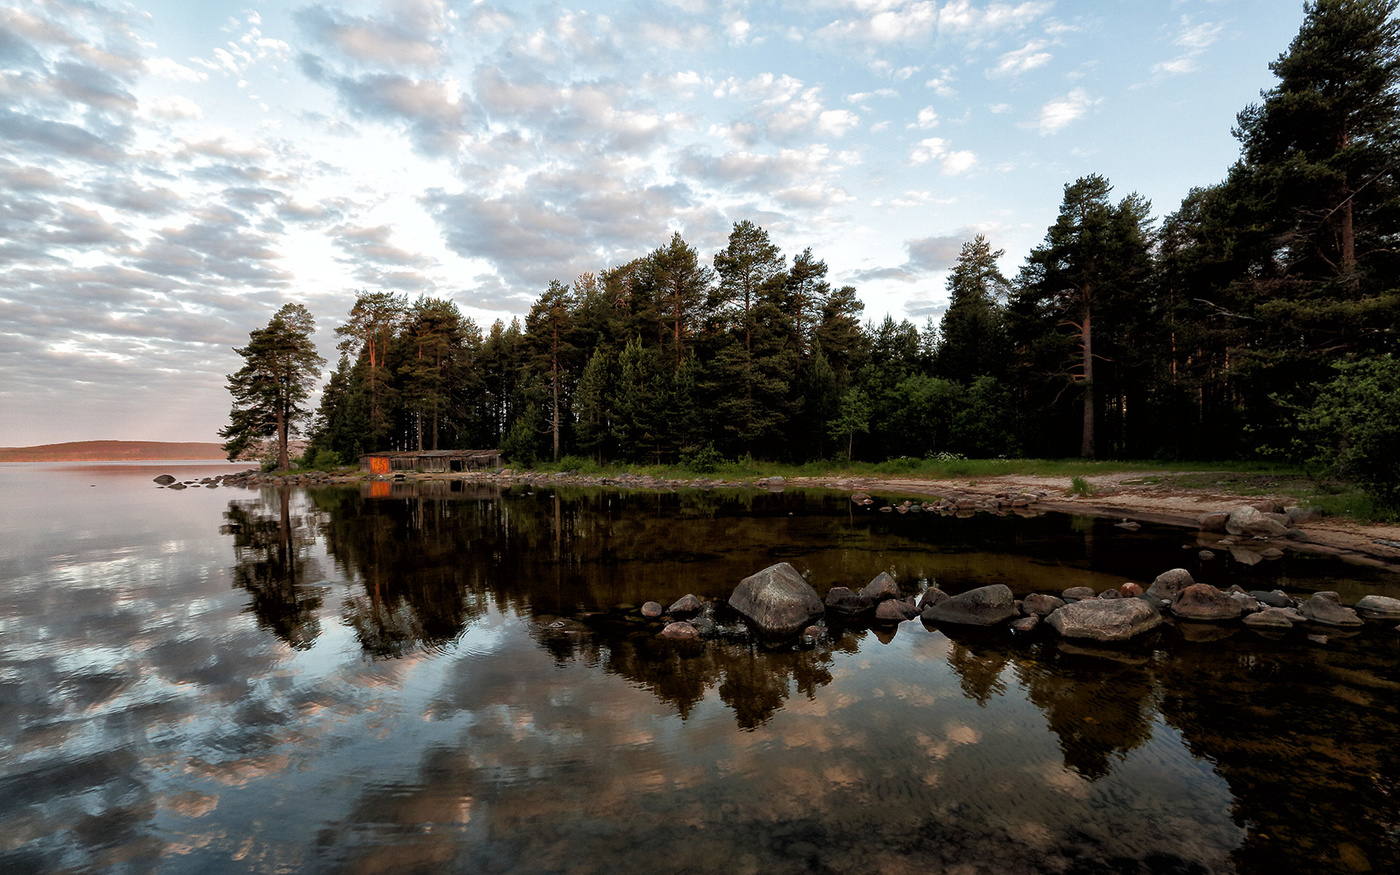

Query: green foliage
left=501, top=403, right=543, bottom=467
left=1299, top=354, right=1400, bottom=505
left=1067, top=476, right=1094, bottom=497
left=220, top=303, right=326, bottom=471
left=681, top=442, right=725, bottom=473
left=309, top=449, right=343, bottom=472
left=875, top=456, right=921, bottom=472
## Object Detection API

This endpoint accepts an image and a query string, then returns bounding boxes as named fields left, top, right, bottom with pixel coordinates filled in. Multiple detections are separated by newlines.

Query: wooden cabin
left=359, top=449, right=501, bottom=474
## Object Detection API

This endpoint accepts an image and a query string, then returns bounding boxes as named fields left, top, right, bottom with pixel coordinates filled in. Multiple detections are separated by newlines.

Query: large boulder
left=1300, top=593, right=1363, bottom=627
left=1225, top=505, right=1290, bottom=538
left=1197, top=512, right=1230, bottom=533
left=860, top=572, right=901, bottom=602
left=729, top=563, right=824, bottom=635
left=922, top=584, right=1017, bottom=627
left=668, top=594, right=703, bottom=618
left=874, top=598, right=920, bottom=624
left=917, top=586, right=950, bottom=611
left=1146, top=568, right=1194, bottom=601
left=1354, top=594, right=1400, bottom=620
left=1172, top=583, right=1244, bottom=622
left=1046, top=598, right=1163, bottom=642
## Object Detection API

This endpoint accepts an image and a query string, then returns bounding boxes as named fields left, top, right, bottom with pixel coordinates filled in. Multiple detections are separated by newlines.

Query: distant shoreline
left=0, top=440, right=229, bottom=463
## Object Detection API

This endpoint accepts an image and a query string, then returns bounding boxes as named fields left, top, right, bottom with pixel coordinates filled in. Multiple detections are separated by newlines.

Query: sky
left=0, top=0, right=1309, bottom=446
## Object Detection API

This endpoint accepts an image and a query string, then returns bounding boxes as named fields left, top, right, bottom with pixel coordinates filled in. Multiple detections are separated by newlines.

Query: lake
left=2, top=461, right=1399, bottom=874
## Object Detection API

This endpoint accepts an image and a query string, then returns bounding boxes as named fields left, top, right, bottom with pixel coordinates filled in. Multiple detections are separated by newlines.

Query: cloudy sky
left=2, top=0, right=1307, bottom=446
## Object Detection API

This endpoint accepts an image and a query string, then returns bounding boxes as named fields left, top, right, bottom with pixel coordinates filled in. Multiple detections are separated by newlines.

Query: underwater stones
left=658, top=621, right=700, bottom=640
left=1022, top=593, right=1065, bottom=617
left=641, top=601, right=664, bottom=619
left=1146, top=568, right=1194, bottom=601
left=850, top=492, right=871, bottom=505
left=1046, top=598, right=1162, bottom=642
left=667, top=594, right=703, bottom=617
left=1010, top=615, right=1039, bottom=633
left=1061, top=586, right=1097, bottom=602
left=1172, top=584, right=1244, bottom=622
left=825, top=586, right=874, bottom=616
left=1300, top=593, right=1363, bottom=627
left=860, top=572, right=901, bottom=603
left=729, top=562, right=824, bottom=636
left=1354, top=594, right=1400, bottom=620
left=922, top=584, right=1017, bottom=627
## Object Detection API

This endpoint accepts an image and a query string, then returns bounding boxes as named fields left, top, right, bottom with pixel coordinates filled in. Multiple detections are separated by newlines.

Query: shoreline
left=203, top=466, right=1400, bottom=571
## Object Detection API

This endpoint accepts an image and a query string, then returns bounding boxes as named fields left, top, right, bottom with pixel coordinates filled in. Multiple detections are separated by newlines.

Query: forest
left=228, top=1, right=1400, bottom=498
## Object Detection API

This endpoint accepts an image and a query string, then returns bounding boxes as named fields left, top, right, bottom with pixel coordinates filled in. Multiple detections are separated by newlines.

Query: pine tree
left=936, top=235, right=1010, bottom=381
left=220, top=303, right=325, bottom=469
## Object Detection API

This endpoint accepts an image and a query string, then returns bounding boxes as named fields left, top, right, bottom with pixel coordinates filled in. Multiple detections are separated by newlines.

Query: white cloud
left=1151, top=17, right=1224, bottom=76
left=146, top=58, right=208, bottom=83
left=1035, top=88, right=1095, bottom=134
left=991, top=39, right=1051, bottom=76
left=145, top=95, right=203, bottom=120
left=911, top=106, right=938, bottom=129
left=910, top=137, right=976, bottom=174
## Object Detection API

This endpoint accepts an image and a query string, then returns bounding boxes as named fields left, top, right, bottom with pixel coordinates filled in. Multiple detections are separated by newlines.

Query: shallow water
left=2, top=463, right=1399, bottom=873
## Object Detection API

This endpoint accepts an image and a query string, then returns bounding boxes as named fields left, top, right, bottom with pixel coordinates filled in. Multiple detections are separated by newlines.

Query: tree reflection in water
left=221, top=488, right=325, bottom=649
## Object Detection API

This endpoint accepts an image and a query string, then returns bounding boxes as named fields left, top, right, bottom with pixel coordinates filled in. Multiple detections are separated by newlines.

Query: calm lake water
left=2, top=462, right=1399, bottom=874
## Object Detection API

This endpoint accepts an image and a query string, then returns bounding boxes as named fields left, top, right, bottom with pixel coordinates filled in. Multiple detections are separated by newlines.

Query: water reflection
left=223, top=489, right=324, bottom=649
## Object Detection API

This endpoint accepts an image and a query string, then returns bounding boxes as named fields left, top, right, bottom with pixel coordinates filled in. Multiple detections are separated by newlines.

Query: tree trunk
left=1080, top=307, right=1095, bottom=460
left=552, top=360, right=560, bottom=462
left=276, top=404, right=289, bottom=470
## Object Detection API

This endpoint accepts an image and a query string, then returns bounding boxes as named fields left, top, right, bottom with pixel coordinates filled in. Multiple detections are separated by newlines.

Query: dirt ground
left=789, top=470, right=1400, bottom=570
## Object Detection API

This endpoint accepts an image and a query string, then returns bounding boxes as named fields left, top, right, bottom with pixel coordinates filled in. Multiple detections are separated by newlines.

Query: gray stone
left=917, top=586, right=950, bottom=611
left=1251, top=590, right=1295, bottom=609
left=1225, top=505, right=1290, bottom=538
left=1300, top=594, right=1363, bottom=627
left=1022, top=593, right=1065, bottom=617
left=1098, top=589, right=1122, bottom=600
left=1198, top=512, right=1230, bottom=533
left=658, top=621, right=700, bottom=640
left=667, top=594, right=703, bottom=617
left=1146, top=568, right=1194, bottom=601
left=1061, top=586, right=1098, bottom=601
left=641, top=601, right=663, bottom=618
left=153, top=474, right=177, bottom=485
left=875, top=599, right=919, bottom=623
left=922, top=584, right=1018, bottom=627
left=1198, top=550, right=1216, bottom=561
left=1286, top=506, right=1321, bottom=526
left=1045, top=598, right=1163, bottom=642
left=1010, top=615, right=1039, bottom=633
left=1354, top=595, right=1400, bottom=620
left=1172, top=584, right=1244, bottom=622
left=824, top=586, right=872, bottom=615
left=1243, top=608, right=1298, bottom=629
left=860, top=572, right=901, bottom=602
left=729, top=563, right=825, bottom=636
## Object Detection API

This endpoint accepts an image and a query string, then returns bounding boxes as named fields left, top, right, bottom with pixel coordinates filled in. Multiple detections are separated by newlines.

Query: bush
left=309, top=449, right=343, bottom=471
left=875, top=455, right=921, bottom=473
left=681, top=443, right=724, bottom=474
left=1067, top=476, right=1094, bottom=497
left=1299, top=355, right=1400, bottom=507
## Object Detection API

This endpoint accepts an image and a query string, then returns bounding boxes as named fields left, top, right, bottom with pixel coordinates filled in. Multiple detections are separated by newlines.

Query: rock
left=1300, top=594, right=1363, bottom=627
left=1286, top=506, right=1321, bottom=526
left=1022, top=593, right=1065, bottom=617
left=641, top=601, right=664, bottom=618
left=1045, top=599, right=1163, bottom=642
left=1098, top=589, right=1122, bottom=600
left=1115, top=520, right=1141, bottom=531
left=1315, top=591, right=1341, bottom=603
left=1225, top=505, right=1290, bottom=538
left=1197, top=512, right=1230, bottom=533
left=879, top=506, right=893, bottom=513
left=875, top=599, right=919, bottom=623
left=1172, top=584, right=1244, bottom=622
left=729, top=563, right=825, bottom=636
left=917, top=586, right=950, bottom=610
left=1307, top=633, right=1330, bottom=645
left=1198, top=550, right=1216, bottom=561
left=922, top=584, right=1018, bottom=627
left=1259, top=547, right=1285, bottom=560
left=153, top=474, right=177, bottom=485
left=1354, top=595, right=1400, bottom=619
left=1146, top=568, right=1194, bottom=601
left=1251, top=590, right=1295, bottom=609
left=766, top=475, right=786, bottom=489
left=824, top=586, right=872, bottom=615
left=167, top=482, right=187, bottom=490
left=1061, top=586, right=1098, bottom=602
left=1119, top=582, right=1144, bottom=598
left=800, top=625, right=822, bottom=641
left=667, top=594, right=703, bottom=617
left=1243, top=608, right=1298, bottom=629
left=851, top=492, right=871, bottom=504
left=659, top=621, right=700, bottom=640
left=860, top=572, right=901, bottom=603
left=1229, top=592, right=1261, bottom=613
left=1011, top=615, right=1039, bottom=633
left=1229, top=548, right=1263, bottom=566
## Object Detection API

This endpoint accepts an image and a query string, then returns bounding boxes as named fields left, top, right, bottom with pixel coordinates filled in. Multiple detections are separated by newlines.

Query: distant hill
left=0, top=441, right=231, bottom=462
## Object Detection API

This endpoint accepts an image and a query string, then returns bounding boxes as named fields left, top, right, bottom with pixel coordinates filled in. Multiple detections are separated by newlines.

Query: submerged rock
left=922, top=584, right=1017, bottom=627
left=1046, top=598, right=1162, bottom=642
left=1243, top=608, right=1299, bottom=629
left=1022, top=593, right=1065, bottom=617
left=825, top=586, right=872, bottom=615
left=1251, top=590, right=1295, bottom=609
left=1061, top=586, right=1097, bottom=601
left=917, top=586, right=950, bottom=611
left=658, top=621, right=700, bottom=640
left=874, top=598, right=919, bottom=624
left=729, top=562, right=824, bottom=636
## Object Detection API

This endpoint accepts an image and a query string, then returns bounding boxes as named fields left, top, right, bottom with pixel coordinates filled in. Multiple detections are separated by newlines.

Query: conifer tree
left=220, top=303, right=325, bottom=470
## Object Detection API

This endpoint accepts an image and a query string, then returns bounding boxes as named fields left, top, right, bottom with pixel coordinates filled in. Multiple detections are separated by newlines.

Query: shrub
left=310, top=449, right=343, bottom=471
left=682, top=443, right=724, bottom=474
left=1298, top=355, right=1400, bottom=507
left=1067, top=476, right=1094, bottom=497
left=875, top=455, right=921, bottom=473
